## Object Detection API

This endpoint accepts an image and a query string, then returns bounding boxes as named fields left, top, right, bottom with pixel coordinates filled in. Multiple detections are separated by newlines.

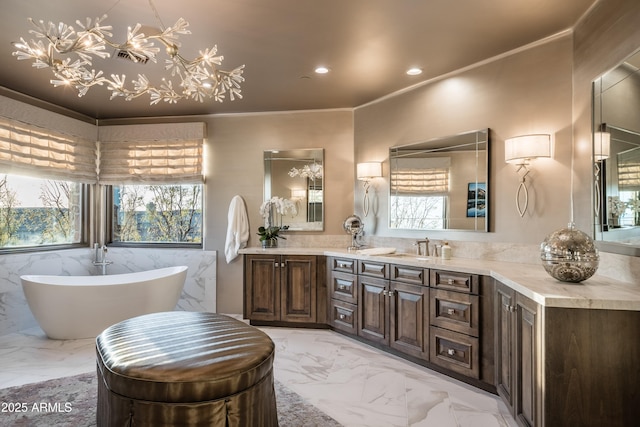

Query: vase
left=261, top=239, right=277, bottom=249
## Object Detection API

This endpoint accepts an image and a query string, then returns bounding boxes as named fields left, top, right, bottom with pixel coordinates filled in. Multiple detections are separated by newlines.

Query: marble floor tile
left=0, top=323, right=517, bottom=426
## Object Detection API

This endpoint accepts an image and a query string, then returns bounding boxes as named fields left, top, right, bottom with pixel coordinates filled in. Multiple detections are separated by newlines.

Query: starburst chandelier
left=12, top=1, right=244, bottom=105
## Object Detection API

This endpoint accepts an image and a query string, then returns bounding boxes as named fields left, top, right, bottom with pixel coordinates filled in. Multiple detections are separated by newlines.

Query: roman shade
left=617, top=147, right=640, bottom=192
left=391, top=157, right=450, bottom=195
left=98, top=123, right=206, bottom=185
left=0, top=116, right=97, bottom=183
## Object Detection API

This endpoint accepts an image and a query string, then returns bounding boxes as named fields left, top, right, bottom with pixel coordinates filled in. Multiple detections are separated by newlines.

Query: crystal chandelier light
left=12, top=2, right=244, bottom=105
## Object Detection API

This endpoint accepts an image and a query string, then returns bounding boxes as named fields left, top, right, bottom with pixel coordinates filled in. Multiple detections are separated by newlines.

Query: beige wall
left=203, top=110, right=354, bottom=313
left=354, top=35, right=575, bottom=244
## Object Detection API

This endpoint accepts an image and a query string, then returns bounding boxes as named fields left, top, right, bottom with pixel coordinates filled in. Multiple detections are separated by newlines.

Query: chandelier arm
left=15, top=14, right=244, bottom=105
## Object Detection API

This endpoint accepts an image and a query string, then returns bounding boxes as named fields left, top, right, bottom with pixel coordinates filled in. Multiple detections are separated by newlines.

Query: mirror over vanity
left=389, top=129, right=490, bottom=232
left=264, top=148, right=324, bottom=231
left=593, top=49, right=640, bottom=255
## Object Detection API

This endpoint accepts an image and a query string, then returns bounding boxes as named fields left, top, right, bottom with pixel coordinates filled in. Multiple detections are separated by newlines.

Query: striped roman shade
left=98, top=123, right=206, bottom=185
left=0, top=116, right=97, bottom=183
left=618, top=147, right=640, bottom=192
left=390, top=157, right=450, bottom=195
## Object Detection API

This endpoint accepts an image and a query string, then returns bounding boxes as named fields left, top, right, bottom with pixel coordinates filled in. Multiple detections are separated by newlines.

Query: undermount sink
left=385, top=253, right=431, bottom=261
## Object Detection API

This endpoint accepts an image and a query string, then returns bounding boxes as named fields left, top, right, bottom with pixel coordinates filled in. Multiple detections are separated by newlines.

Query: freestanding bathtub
left=20, top=266, right=188, bottom=340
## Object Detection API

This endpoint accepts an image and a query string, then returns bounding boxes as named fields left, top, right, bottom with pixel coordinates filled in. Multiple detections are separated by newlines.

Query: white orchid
left=608, top=196, right=627, bottom=217
left=259, top=196, right=297, bottom=218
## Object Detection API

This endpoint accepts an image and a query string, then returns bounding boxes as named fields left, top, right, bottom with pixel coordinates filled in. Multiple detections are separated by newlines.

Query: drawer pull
left=447, top=278, right=454, bottom=285
left=447, top=348, right=456, bottom=356
left=274, top=262, right=280, bottom=268
left=338, top=285, right=346, bottom=290
left=447, top=308, right=455, bottom=315
left=504, top=304, right=515, bottom=312
left=339, top=314, right=346, bottom=320
left=338, top=263, right=348, bottom=268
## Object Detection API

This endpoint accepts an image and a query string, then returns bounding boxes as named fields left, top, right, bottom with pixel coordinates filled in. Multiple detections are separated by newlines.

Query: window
left=390, top=156, right=450, bottom=230
left=390, top=195, right=447, bottom=229
left=0, top=174, right=85, bottom=248
left=112, top=184, right=202, bottom=244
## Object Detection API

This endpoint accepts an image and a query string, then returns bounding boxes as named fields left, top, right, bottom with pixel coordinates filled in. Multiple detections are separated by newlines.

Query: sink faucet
left=414, top=238, right=430, bottom=256
left=93, top=243, right=113, bottom=275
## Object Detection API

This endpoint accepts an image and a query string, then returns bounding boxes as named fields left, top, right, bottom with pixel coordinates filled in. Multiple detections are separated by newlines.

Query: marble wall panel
left=0, top=248, right=216, bottom=336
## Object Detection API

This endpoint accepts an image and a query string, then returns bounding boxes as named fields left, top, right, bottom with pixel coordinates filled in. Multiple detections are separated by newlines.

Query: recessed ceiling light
left=315, top=66, right=330, bottom=74
left=406, top=67, right=422, bottom=76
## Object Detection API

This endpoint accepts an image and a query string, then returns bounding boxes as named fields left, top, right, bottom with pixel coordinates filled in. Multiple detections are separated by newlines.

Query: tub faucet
left=93, top=243, right=113, bottom=275
left=414, top=238, right=430, bottom=256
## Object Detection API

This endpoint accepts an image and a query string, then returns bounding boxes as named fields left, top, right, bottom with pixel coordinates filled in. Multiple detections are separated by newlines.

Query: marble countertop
left=239, top=247, right=640, bottom=311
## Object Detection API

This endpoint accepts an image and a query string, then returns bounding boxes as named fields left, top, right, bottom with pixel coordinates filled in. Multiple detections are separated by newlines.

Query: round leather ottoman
left=95, top=312, right=278, bottom=426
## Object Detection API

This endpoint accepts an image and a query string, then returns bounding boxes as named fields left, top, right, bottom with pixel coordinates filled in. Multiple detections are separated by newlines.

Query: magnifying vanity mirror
left=264, top=148, right=324, bottom=231
left=389, top=129, right=490, bottom=232
left=592, top=49, right=640, bottom=255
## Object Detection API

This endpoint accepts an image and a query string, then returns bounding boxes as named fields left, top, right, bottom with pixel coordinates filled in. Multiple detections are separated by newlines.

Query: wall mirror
left=389, top=129, right=489, bottom=232
left=264, top=148, right=324, bottom=231
left=593, top=48, right=640, bottom=255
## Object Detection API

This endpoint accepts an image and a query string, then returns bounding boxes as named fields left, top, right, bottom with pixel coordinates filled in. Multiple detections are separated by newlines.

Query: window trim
left=0, top=178, right=90, bottom=253
left=107, top=183, right=204, bottom=248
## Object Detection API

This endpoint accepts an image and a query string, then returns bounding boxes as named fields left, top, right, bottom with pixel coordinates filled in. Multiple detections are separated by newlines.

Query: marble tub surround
left=240, top=246, right=640, bottom=310
left=0, top=247, right=216, bottom=336
left=0, top=325, right=516, bottom=427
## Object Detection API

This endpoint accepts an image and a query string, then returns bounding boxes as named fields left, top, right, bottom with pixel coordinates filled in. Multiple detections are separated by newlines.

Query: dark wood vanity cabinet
left=493, top=280, right=640, bottom=427
left=244, top=254, right=326, bottom=325
left=428, top=269, right=490, bottom=381
left=357, top=261, right=429, bottom=361
left=494, top=281, right=541, bottom=427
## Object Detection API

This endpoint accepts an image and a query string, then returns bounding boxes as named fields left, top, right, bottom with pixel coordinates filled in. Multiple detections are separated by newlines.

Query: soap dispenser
left=441, top=241, right=452, bottom=260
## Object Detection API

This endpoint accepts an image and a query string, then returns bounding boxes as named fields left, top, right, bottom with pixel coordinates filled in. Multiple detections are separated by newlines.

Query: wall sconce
left=594, top=131, right=611, bottom=161
left=290, top=189, right=307, bottom=199
left=357, top=162, right=382, bottom=217
left=593, top=129, right=610, bottom=219
left=505, top=134, right=551, bottom=217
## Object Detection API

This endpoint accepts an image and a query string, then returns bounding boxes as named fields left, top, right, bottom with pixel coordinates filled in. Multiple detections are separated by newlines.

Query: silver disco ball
left=540, top=223, right=599, bottom=282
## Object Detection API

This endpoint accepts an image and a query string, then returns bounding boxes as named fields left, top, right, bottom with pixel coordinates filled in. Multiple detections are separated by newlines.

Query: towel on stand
left=225, top=195, right=250, bottom=263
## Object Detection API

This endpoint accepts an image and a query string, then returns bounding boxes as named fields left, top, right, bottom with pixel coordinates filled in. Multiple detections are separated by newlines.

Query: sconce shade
left=357, top=162, right=382, bottom=180
left=291, top=189, right=306, bottom=199
left=505, top=134, right=551, bottom=164
left=594, top=132, right=611, bottom=161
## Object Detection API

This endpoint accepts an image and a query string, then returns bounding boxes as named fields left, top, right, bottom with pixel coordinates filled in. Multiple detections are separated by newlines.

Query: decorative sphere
left=540, top=223, right=599, bottom=282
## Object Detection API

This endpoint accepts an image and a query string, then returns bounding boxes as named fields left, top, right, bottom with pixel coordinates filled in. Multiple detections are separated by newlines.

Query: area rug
left=0, top=373, right=341, bottom=426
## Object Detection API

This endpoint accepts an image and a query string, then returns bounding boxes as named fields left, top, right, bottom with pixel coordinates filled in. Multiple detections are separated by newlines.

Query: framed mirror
left=389, top=129, right=490, bottom=232
left=593, top=49, right=640, bottom=255
left=264, top=148, right=324, bottom=231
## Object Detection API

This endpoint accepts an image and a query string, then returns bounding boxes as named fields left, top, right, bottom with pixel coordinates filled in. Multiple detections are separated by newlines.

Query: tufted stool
left=95, top=311, right=278, bottom=426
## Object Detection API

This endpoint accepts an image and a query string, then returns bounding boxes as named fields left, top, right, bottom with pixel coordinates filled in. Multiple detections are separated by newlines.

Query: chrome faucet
left=93, top=243, right=113, bottom=275
left=414, top=237, right=430, bottom=256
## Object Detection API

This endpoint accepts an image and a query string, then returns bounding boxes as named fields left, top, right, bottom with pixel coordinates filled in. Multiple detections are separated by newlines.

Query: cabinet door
left=281, top=256, right=317, bottom=323
left=244, top=255, right=280, bottom=321
left=515, top=293, right=540, bottom=427
left=390, top=282, right=428, bottom=360
left=358, top=276, right=389, bottom=345
left=494, top=282, right=516, bottom=413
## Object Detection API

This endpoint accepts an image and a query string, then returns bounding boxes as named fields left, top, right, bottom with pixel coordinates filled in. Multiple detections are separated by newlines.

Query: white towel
left=225, top=195, right=250, bottom=263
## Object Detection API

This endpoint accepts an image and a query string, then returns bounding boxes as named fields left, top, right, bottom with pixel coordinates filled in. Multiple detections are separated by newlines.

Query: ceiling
left=0, top=0, right=596, bottom=121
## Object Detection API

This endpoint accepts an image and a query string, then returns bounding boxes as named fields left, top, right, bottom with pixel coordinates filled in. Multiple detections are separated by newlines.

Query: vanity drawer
left=330, top=271, right=357, bottom=304
left=330, top=300, right=357, bottom=335
left=430, top=289, right=479, bottom=337
left=358, top=260, right=389, bottom=279
left=330, top=257, right=356, bottom=274
left=391, top=264, right=426, bottom=285
left=430, top=326, right=480, bottom=379
left=430, top=269, right=478, bottom=294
